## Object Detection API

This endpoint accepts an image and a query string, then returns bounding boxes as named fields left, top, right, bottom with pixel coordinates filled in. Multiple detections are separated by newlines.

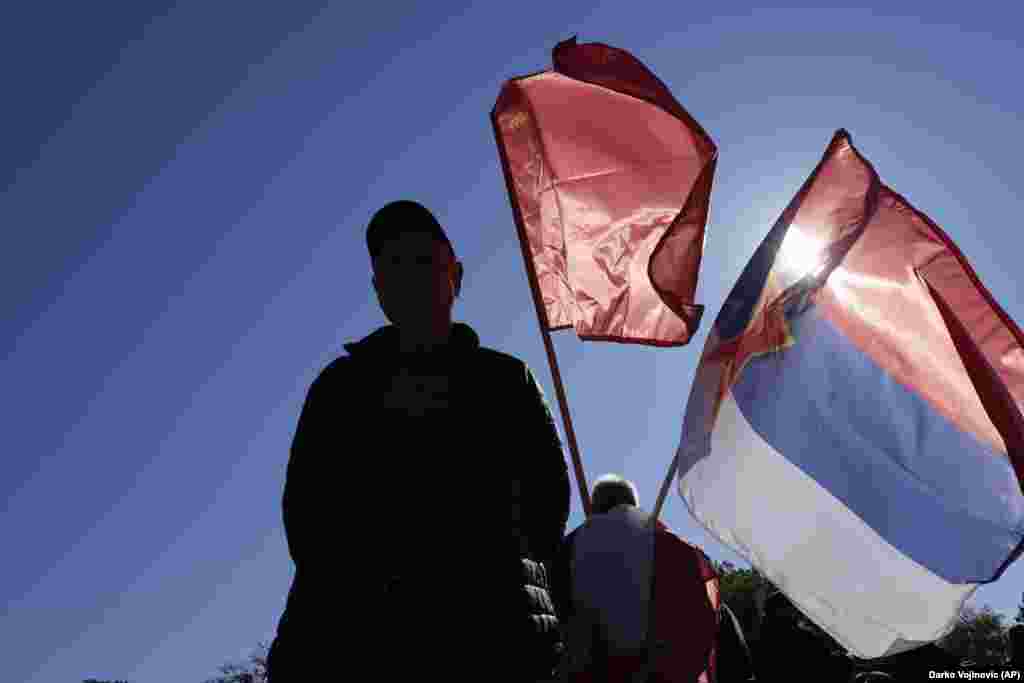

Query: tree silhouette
left=940, top=604, right=1008, bottom=667
left=203, top=641, right=269, bottom=683
left=714, top=560, right=771, bottom=641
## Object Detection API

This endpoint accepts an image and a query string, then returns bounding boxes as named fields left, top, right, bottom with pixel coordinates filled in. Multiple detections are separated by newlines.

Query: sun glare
left=778, top=226, right=827, bottom=281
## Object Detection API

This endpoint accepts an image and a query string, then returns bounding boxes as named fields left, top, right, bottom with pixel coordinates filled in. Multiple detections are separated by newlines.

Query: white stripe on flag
left=679, top=390, right=974, bottom=657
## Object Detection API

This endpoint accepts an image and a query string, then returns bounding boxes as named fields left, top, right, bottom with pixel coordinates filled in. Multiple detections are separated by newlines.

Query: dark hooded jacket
left=267, top=322, right=570, bottom=680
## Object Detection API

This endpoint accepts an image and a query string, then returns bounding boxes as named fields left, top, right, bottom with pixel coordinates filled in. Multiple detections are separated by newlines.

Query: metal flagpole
left=491, top=108, right=592, bottom=518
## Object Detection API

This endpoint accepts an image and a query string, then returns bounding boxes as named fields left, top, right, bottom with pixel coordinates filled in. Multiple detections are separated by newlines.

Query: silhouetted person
left=715, top=601, right=756, bottom=682
left=848, top=641, right=961, bottom=682
left=551, top=475, right=718, bottom=683
left=266, top=200, right=570, bottom=681
left=848, top=673, right=895, bottom=683
left=1009, top=624, right=1024, bottom=671
left=755, top=591, right=849, bottom=682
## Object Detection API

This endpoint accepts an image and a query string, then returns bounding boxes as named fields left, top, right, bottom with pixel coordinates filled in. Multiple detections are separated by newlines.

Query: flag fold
left=677, top=129, right=1024, bottom=658
left=492, top=36, right=717, bottom=346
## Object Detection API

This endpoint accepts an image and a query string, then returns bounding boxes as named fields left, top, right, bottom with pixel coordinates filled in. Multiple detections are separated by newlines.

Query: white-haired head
left=591, top=474, right=639, bottom=515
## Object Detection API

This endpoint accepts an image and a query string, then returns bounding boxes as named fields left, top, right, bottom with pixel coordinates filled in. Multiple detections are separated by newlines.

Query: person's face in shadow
left=372, top=231, right=463, bottom=333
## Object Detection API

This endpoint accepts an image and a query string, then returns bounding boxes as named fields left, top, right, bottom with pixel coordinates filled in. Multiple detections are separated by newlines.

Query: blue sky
left=3, top=2, right=1023, bottom=681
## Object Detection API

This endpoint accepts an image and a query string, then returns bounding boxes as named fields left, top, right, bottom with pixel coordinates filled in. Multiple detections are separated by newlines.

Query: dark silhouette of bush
left=203, top=641, right=268, bottom=683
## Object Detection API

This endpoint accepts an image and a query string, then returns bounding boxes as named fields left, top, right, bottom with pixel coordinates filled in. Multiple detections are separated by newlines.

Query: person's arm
left=549, top=529, right=576, bottom=624
left=718, top=601, right=757, bottom=681
left=281, top=374, right=323, bottom=575
left=518, top=362, right=571, bottom=567
left=282, top=361, right=348, bottom=576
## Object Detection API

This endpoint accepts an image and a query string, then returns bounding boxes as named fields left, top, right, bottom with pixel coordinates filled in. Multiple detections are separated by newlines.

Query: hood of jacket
left=342, top=321, right=481, bottom=359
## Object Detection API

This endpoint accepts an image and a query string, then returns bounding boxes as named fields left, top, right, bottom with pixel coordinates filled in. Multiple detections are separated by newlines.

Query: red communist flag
left=492, top=37, right=717, bottom=346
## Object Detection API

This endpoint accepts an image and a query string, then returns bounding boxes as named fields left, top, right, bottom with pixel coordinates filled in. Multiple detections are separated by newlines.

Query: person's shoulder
left=653, top=527, right=716, bottom=576
left=472, top=345, right=535, bottom=382
left=309, top=325, right=396, bottom=385
left=653, top=521, right=684, bottom=543
left=475, top=344, right=527, bottom=367
left=321, top=354, right=355, bottom=376
left=305, top=354, right=357, bottom=394
left=452, top=322, right=531, bottom=375
left=656, top=526, right=710, bottom=560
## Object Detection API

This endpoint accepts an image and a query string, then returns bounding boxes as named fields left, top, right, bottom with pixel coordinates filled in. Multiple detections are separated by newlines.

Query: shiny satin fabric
left=741, top=130, right=1024, bottom=476
left=677, top=128, right=1024, bottom=658
left=492, top=37, right=716, bottom=346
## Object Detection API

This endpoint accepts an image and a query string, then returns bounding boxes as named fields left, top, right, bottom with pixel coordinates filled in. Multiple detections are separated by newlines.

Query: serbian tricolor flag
left=676, top=129, right=1024, bottom=658
left=492, top=37, right=716, bottom=346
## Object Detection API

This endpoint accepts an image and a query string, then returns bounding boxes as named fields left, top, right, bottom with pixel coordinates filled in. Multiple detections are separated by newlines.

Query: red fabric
left=492, top=37, right=716, bottom=346
left=652, top=530, right=718, bottom=683
left=568, top=527, right=718, bottom=683
left=703, top=129, right=1024, bottom=491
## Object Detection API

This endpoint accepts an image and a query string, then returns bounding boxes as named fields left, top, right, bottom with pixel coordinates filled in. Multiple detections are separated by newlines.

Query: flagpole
left=650, top=450, right=679, bottom=527
left=491, top=110, right=592, bottom=518
left=535, top=304, right=592, bottom=519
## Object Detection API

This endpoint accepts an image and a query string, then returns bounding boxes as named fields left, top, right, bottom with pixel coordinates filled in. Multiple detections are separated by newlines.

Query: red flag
left=492, top=37, right=717, bottom=346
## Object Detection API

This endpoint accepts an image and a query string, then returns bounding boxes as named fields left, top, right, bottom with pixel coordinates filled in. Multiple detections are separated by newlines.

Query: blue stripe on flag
left=731, top=304, right=1024, bottom=583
